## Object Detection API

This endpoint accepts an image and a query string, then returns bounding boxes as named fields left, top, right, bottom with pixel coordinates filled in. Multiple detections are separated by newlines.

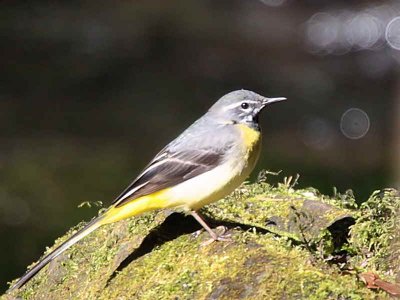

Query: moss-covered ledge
left=3, top=176, right=400, bottom=299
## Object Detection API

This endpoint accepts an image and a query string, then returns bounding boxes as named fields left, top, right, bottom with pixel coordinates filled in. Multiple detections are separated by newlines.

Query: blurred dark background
left=1, top=0, right=400, bottom=292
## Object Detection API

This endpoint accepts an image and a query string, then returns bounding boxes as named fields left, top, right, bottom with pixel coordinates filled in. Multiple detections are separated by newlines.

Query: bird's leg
left=190, top=211, right=231, bottom=245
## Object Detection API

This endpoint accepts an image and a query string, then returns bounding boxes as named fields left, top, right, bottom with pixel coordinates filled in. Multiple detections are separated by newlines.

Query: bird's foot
left=199, top=226, right=232, bottom=246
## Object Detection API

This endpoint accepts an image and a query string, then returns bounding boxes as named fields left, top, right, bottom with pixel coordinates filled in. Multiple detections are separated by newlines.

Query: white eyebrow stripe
left=222, top=100, right=259, bottom=111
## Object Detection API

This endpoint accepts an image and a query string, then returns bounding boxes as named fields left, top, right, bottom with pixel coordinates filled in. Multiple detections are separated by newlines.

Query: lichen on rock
left=4, top=177, right=399, bottom=299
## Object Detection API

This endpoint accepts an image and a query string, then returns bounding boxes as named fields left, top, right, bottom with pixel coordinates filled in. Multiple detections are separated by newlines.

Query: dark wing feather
left=113, top=149, right=224, bottom=207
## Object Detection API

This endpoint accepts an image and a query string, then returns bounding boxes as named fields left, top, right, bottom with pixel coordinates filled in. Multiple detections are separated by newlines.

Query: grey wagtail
left=9, top=89, right=286, bottom=291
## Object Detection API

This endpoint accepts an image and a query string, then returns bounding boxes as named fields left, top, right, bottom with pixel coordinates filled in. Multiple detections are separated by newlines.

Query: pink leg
left=190, top=211, right=231, bottom=245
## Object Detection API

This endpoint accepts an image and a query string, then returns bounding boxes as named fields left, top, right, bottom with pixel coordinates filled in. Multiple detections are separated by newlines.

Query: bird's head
left=209, top=89, right=286, bottom=128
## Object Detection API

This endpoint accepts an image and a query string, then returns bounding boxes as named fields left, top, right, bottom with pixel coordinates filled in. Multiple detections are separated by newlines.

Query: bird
left=8, top=89, right=286, bottom=291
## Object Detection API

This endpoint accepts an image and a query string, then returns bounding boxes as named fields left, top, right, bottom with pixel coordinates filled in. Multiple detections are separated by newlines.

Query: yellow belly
left=101, top=123, right=261, bottom=224
left=162, top=123, right=261, bottom=211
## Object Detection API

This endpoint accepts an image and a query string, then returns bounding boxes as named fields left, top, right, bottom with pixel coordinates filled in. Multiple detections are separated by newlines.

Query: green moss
left=349, top=189, right=400, bottom=277
left=100, top=231, right=380, bottom=300
left=4, top=178, right=399, bottom=300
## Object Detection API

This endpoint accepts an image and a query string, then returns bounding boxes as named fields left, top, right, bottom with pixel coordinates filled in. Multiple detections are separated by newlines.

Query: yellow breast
left=234, top=122, right=262, bottom=188
left=159, top=123, right=262, bottom=211
left=103, top=123, right=264, bottom=220
left=235, top=123, right=261, bottom=154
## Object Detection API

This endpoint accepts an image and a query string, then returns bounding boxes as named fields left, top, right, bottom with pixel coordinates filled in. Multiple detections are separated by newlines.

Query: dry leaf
left=359, top=272, right=400, bottom=297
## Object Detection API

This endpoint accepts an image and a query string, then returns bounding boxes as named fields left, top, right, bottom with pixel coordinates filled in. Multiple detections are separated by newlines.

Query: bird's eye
left=241, top=102, right=249, bottom=109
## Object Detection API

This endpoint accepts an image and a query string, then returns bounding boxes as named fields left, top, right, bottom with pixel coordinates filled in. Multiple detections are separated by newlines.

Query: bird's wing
left=112, top=147, right=225, bottom=207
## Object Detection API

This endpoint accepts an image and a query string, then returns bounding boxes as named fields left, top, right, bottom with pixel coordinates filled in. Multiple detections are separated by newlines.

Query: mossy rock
left=350, top=189, right=400, bottom=281
left=4, top=180, right=398, bottom=299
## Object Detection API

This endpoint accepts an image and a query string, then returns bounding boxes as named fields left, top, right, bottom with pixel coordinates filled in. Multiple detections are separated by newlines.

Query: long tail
left=8, top=216, right=103, bottom=292
left=8, top=193, right=168, bottom=292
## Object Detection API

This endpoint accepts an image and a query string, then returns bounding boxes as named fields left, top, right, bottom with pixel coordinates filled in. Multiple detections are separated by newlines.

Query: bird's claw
left=199, top=226, right=233, bottom=246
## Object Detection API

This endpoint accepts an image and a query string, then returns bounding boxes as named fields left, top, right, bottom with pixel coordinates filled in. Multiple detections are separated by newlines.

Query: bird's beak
left=262, top=97, right=287, bottom=106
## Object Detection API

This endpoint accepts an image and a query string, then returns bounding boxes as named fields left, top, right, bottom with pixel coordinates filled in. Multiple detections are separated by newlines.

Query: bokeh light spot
left=344, top=13, right=381, bottom=49
left=340, top=108, right=370, bottom=139
left=306, top=13, right=339, bottom=52
left=386, top=16, right=400, bottom=50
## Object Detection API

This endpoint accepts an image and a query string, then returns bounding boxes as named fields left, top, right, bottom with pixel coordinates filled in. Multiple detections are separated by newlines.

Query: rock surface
left=4, top=179, right=400, bottom=299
